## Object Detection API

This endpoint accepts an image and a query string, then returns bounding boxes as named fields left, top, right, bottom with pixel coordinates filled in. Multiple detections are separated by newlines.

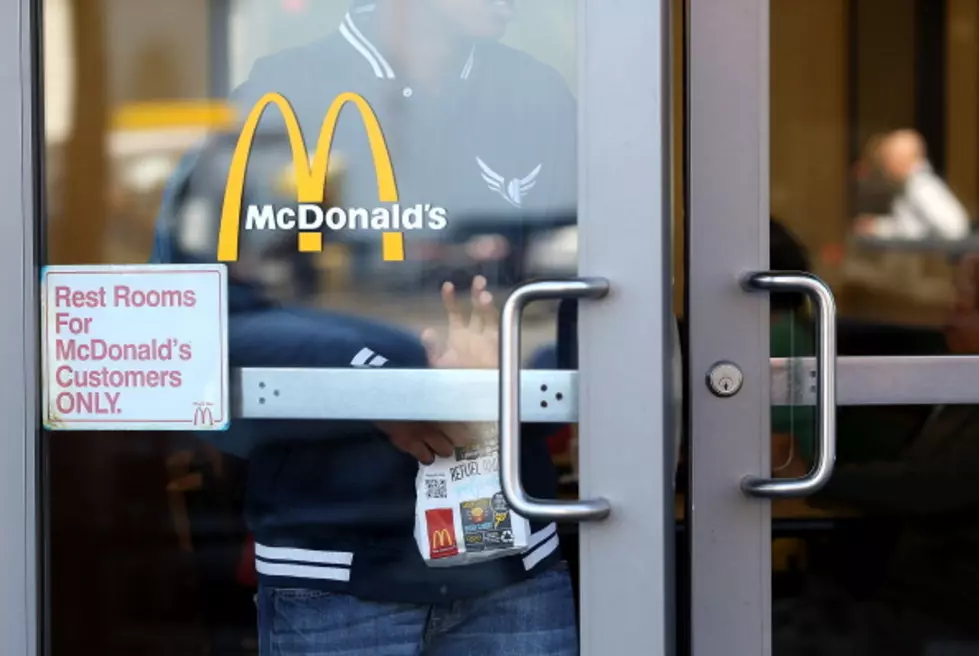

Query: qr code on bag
left=425, top=478, right=448, bottom=499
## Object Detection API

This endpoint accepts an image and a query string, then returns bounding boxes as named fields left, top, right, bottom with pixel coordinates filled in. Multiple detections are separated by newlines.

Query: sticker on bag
left=414, top=425, right=530, bottom=567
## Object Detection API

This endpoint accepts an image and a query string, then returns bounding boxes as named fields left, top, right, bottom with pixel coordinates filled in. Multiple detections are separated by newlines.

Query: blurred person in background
left=855, top=129, right=970, bottom=241
left=852, top=133, right=896, bottom=218
left=149, top=0, right=579, bottom=654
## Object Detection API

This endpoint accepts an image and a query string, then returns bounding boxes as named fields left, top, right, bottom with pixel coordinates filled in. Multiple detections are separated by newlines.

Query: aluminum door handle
left=740, top=272, right=838, bottom=498
left=499, top=278, right=613, bottom=521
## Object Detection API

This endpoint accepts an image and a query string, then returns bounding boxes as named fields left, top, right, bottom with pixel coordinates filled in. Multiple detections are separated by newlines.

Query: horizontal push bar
left=233, top=368, right=578, bottom=422
left=231, top=355, right=979, bottom=421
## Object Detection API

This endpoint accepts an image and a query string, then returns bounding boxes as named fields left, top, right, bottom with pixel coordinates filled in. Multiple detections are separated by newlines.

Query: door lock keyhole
left=707, top=361, right=743, bottom=398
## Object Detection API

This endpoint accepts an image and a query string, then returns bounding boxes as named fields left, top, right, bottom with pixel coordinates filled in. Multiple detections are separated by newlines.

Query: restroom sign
left=41, top=264, right=229, bottom=431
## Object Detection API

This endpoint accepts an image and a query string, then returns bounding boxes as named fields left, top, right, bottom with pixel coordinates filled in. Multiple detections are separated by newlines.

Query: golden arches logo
left=193, top=402, right=214, bottom=427
left=217, top=91, right=404, bottom=262
left=431, top=529, right=454, bottom=549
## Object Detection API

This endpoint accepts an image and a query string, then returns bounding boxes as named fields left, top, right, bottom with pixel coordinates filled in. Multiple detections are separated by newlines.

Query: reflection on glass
left=42, top=1, right=581, bottom=653
left=770, top=0, right=979, bottom=653
left=768, top=218, right=815, bottom=481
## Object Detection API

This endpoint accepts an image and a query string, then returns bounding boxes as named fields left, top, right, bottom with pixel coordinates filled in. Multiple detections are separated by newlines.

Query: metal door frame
left=688, top=0, right=770, bottom=653
left=0, top=0, right=40, bottom=654
left=577, top=0, right=675, bottom=652
left=4, top=0, right=676, bottom=654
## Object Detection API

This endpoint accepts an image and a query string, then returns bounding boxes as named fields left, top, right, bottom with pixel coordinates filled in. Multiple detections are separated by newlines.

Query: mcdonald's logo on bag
left=425, top=508, right=458, bottom=559
left=217, top=92, right=447, bottom=264
left=433, top=530, right=453, bottom=548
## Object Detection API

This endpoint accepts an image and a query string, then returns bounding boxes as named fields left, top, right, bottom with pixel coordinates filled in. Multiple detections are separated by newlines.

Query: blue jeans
left=257, top=563, right=578, bottom=655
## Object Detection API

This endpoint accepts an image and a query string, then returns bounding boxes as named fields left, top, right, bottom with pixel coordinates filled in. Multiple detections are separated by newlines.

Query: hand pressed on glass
left=378, top=276, right=500, bottom=464
left=421, top=275, right=499, bottom=370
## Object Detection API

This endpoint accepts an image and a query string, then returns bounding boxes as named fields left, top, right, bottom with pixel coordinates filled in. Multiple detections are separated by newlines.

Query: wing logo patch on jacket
left=351, top=347, right=388, bottom=367
left=476, top=157, right=542, bottom=208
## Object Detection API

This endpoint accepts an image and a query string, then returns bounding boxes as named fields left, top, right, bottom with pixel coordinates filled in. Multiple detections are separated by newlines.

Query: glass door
left=0, top=0, right=678, bottom=654
left=690, top=0, right=979, bottom=654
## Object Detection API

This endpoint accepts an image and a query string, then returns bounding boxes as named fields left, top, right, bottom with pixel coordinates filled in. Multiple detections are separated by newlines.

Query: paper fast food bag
left=414, top=424, right=530, bottom=567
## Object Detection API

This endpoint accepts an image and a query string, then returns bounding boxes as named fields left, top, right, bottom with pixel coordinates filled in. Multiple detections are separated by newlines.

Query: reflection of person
left=771, top=217, right=924, bottom=473
left=149, top=0, right=578, bottom=654
left=855, top=129, right=970, bottom=240
left=773, top=254, right=979, bottom=654
left=768, top=218, right=815, bottom=478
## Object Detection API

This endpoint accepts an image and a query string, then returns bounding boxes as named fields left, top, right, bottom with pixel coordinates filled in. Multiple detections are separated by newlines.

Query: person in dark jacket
left=150, top=0, right=577, bottom=654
